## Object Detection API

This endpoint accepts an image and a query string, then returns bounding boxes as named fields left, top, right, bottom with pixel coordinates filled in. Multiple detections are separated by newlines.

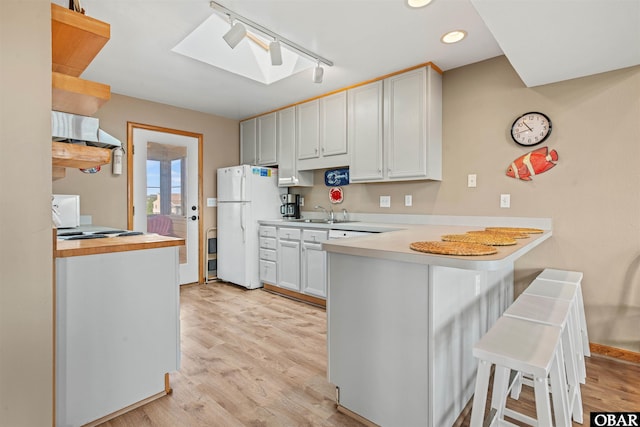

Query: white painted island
left=322, top=222, right=551, bottom=427
left=54, top=233, right=184, bottom=427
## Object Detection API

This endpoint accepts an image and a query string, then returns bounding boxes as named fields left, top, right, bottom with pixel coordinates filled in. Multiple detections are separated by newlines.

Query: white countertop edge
left=323, top=231, right=552, bottom=271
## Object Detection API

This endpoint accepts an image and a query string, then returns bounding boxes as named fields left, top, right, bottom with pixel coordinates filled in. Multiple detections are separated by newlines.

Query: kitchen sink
left=287, top=218, right=359, bottom=224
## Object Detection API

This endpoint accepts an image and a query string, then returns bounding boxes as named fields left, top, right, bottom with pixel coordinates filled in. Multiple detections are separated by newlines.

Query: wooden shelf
left=51, top=4, right=112, bottom=177
left=52, top=141, right=111, bottom=169
left=51, top=3, right=110, bottom=77
left=52, top=71, right=110, bottom=116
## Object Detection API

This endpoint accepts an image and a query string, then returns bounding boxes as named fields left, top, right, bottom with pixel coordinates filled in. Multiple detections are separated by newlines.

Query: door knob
left=191, top=205, right=197, bottom=211
left=191, top=215, right=198, bottom=221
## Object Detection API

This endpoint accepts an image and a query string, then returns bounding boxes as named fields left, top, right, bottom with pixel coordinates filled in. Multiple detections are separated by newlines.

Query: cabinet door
left=320, top=91, right=347, bottom=157
left=277, top=239, right=300, bottom=291
left=257, top=112, right=277, bottom=166
left=384, top=67, right=427, bottom=179
left=240, top=118, right=257, bottom=165
left=296, top=100, right=320, bottom=160
left=301, top=241, right=326, bottom=298
left=259, top=259, right=277, bottom=284
left=277, top=107, right=296, bottom=183
left=348, top=81, right=384, bottom=182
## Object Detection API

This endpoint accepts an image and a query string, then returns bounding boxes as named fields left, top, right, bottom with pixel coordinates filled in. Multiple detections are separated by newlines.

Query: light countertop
left=259, top=217, right=552, bottom=271
left=54, top=232, right=184, bottom=258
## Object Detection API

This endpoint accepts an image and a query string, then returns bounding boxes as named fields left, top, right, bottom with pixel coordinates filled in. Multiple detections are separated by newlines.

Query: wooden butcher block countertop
left=55, top=233, right=185, bottom=258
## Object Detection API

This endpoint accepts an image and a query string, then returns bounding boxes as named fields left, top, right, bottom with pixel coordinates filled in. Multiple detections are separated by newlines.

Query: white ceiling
left=60, top=0, right=640, bottom=120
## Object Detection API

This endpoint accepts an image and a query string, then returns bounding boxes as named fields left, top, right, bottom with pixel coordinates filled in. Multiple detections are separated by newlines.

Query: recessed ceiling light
left=407, top=0, right=433, bottom=8
left=441, top=30, right=467, bottom=44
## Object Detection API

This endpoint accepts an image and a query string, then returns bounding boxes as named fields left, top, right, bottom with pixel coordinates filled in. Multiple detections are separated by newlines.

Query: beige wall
left=299, top=56, right=640, bottom=352
left=52, top=93, right=239, bottom=242
left=0, top=0, right=54, bottom=426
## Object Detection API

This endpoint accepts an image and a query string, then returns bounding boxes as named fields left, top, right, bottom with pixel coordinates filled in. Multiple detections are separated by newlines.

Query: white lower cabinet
left=301, top=229, right=329, bottom=298
left=277, top=227, right=301, bottom=291
left=261, top=225, right=328, bottom=300
left=259, top=226, right=277, bottom=285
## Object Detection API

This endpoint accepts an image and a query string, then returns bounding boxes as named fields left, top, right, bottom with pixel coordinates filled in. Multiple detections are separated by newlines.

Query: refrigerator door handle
left=240, top=203, right=246, bottom=242
left=240, top=171, right=246, bottom=201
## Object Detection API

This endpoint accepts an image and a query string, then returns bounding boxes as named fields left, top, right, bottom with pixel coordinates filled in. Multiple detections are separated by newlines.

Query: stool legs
left=470, top=359, right=492, bottom=427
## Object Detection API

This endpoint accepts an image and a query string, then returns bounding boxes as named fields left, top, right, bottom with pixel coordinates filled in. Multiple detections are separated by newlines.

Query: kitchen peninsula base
left=328, top=255, right=512, bottom=427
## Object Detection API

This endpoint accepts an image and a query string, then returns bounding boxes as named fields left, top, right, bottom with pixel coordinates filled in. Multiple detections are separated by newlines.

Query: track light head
left=223, top=21, right=246, bottom=49
left=312, top=63, right=324, bottom=83
left=269, top=40, right=282, bottom=66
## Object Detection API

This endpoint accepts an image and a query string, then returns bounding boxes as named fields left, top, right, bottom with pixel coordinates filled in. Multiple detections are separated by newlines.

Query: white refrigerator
left=217, top=165, right=284, bottom=289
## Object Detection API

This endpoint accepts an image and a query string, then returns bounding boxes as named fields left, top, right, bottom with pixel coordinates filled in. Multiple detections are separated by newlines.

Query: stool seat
left=536, top=268, right=591, bottom=358
left=471, top=316, right=571, bottom=427
left=504, top=294, right=584, bottom=424
left=537, top=268, right=583, bottom=284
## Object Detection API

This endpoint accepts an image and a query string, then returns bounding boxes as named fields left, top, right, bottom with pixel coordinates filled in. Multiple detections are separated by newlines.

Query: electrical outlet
left=468, top=174, right=477, bottom=188
left=299, top=196, right=304, bottom=207
left=500, top=194, right=510, bottom=208
left=405, top=195, right=412, bottom=207
left=380, top=196, right=391, bottom=208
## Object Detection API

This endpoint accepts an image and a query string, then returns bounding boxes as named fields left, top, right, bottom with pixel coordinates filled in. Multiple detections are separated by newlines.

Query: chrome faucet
left=315, top=205, right=334, bottom=221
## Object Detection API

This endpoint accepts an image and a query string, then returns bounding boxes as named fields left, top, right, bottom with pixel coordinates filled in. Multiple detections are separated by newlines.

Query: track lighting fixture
left=222, top=20, right=246, bottom=49
left=210, top=1, right=332, bottom=82
left=269, top=40, right=282, bottom=66
left=312, top=62, right=324, bottom=83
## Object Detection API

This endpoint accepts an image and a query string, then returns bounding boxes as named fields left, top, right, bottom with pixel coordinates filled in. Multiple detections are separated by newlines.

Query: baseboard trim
left=263, top=283, right=326, bottom=308
left=336, top=404, right=380, bottom=427
left=590, top=343, right=640, bottom=364
left=81, top=389, right=168, bottom=427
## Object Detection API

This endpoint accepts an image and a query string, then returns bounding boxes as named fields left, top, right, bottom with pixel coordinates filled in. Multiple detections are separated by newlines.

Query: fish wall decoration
left=506, top=146, right=558, bottom=181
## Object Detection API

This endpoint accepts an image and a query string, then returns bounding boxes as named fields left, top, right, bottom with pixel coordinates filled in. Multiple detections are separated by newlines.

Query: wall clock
left=510, top=112, right=552, bottom=146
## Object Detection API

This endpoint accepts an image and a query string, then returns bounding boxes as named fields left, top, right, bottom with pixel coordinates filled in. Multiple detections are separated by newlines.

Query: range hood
left=51, top=111, right=122, bottom=149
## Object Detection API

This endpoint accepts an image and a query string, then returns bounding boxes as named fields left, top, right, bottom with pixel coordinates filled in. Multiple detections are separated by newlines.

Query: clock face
left=511, top=112, right=552, bottom=146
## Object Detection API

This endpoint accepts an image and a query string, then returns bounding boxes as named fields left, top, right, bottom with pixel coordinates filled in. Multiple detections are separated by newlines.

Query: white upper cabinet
left=348, top=81, right=384, bottom=182
left=297, top=92, right=348, bottom=171
left=240, top=118, right=257, bottom=165
left=385, top=66, right=441, bottom=180
left=257, top=112, right=277, bottom=166
left=277, top=107, right=313, bottom=187
left=240, top=113, right=278, bottom=166
left=349, top=65, right=442, bottom=183
left=296, top=100, right=320, bottom=160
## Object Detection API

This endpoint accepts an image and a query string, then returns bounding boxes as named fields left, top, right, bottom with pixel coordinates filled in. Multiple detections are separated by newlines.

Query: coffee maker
left=280, top=194, right=301, bottom=219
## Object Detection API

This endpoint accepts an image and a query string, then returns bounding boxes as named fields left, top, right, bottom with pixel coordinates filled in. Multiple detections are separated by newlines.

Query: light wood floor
left=100, top=282, right=640, bottom=427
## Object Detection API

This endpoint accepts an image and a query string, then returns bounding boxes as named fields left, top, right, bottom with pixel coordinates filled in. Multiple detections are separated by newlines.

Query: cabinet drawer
left=259, top=260, right=277, bottom=284
left=259, top=237, right=277, bottom=250
left=278, top=227, right=301, bottom=240
left=302, top=229, right=329, bottom=242
left=259, top=226, right=277, bottom=238
left=259, top=248, right=276, bottom=262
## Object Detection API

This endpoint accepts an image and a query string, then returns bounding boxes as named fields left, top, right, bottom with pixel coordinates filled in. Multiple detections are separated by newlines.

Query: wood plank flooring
left=100, top=282, right=640, bottom=427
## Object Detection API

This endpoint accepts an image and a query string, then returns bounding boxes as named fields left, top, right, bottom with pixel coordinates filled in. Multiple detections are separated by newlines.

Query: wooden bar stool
left=524, top=278, right=587, bottom=383
left=470, top=316, right=571, bottom=427
left=503, top=293, right=584, bottom=424
left=536, top=268, right=590, bottom=357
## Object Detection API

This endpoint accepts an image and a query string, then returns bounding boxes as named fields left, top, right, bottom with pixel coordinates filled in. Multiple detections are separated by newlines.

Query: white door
left=131, top=126, right=201, bottom=285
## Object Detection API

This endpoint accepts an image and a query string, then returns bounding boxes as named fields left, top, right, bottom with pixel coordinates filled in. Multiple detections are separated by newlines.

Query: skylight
left=172, top=13, right=316, bottom=85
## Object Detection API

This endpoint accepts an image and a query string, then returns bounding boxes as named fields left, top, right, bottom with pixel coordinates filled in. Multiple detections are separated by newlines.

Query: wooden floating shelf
left=52, top=72, right=110, bottom=117
left=51, top=3, right=110, bottom=77
left=52, top=141, right=111, bottom=169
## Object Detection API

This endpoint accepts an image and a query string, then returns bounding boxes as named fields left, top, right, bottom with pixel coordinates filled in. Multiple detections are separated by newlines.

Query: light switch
left=500, top=194, right=510, bottom=208
left=207, top=198, right=217, bottom=207
left=380, top=196, right=391, bottom=208
left=405, top=195, right=412, bottom=207
left=468, top=174, right=477, bottom=188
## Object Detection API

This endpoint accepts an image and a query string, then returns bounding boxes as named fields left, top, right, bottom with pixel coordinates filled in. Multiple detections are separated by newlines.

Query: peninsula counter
left=322, top=224, right=551, bottom=427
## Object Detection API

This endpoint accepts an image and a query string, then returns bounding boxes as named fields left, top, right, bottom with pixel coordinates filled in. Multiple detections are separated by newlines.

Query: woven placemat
left=441, top=233, right=517, bottom=246
left=467, top=230, right=529, bottom=239
left=485, top=227, right=544, bottom=234
left=410, top=241, right=498, bottom=256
